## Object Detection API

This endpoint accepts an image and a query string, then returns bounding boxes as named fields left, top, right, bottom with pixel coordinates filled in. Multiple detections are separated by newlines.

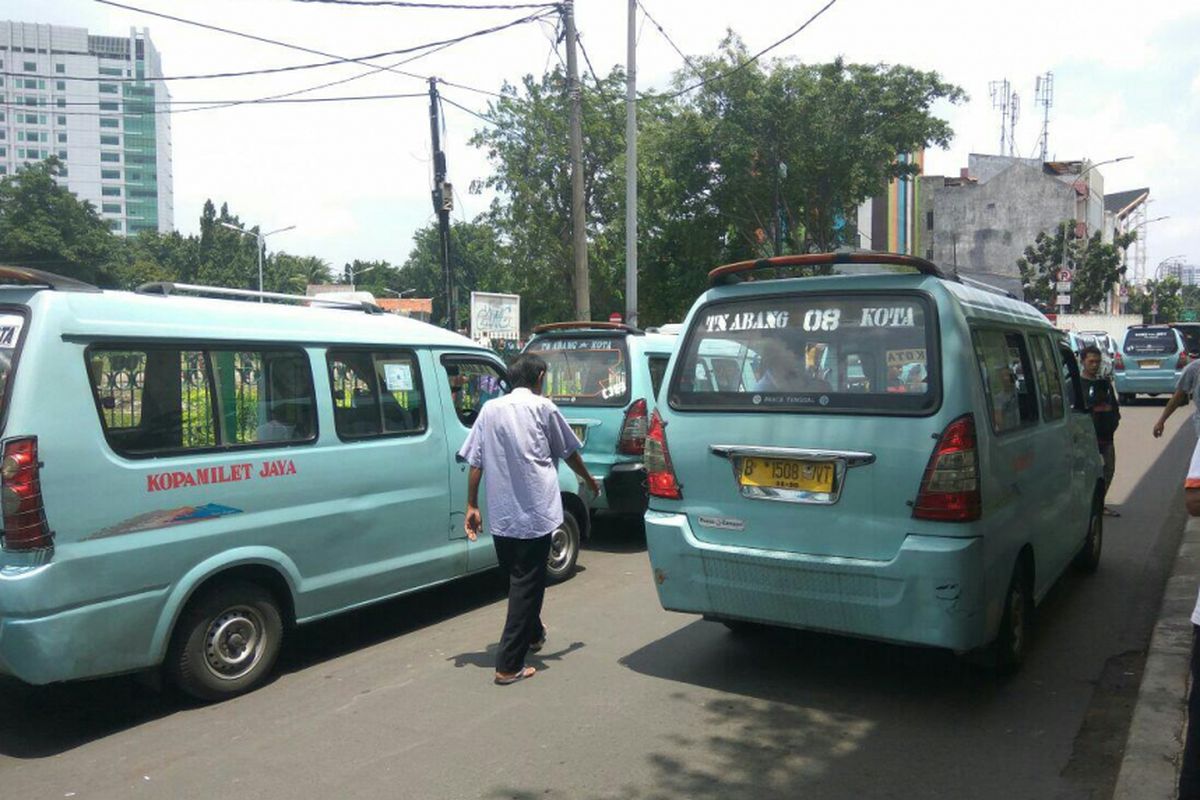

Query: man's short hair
left=1081, top=345, right=1103, bottom=360
left=507, top=353, right=547, bottom=390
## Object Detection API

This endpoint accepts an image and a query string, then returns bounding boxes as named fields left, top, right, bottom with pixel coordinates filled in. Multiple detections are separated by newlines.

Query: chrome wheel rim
left=548, top=520, right=575, bottom=574
left=204, top=605, right=267, bottom=681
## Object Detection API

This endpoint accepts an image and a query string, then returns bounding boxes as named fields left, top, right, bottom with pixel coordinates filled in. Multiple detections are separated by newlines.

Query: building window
left=56, top=150, right=66, bottom=160
left=108, top=219, right=121, bottom=231
left=23, top=62, right=35, bottom=72
left=55, top=80, right=65, bottom=91
left=0, top=147, right=5, bottom=158
left=98, top=101, right=118, bottom=111
left=99, top=83, right=118, bottom=94
left=0, top=166, right=6, bottom=175
left=125, top=170, right=141, bottom=181
left=56, top=132, right=66, bottom=143
left=100, top=117, right=119, bottom=128
left=0, top=131, right=4, bottom=140
left=102, top=203, right=122, bottom=214
left=55, top=63, right=65, bottom=74
left=926, top=211, right=934, bottom=231
left=100, top=134, right=119, bottom=145
left=102, top=186, right=121, bottom=197
left=100, top=152, right=120, bottom=163
left=22, top=78, right=36, bottom=89
left=101, top=169, right=120, bottom=180
left=99, top=66, right=122, bottom=76
left=56, top=98, right=65, bottom=108
left=56, top=115, right=65, bottom=125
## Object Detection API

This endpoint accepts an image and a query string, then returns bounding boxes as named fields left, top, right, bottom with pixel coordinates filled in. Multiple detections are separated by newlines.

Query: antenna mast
left=1035, top=71, right=1054, bottom=161
left=989, top=78, right=1012, bottom=156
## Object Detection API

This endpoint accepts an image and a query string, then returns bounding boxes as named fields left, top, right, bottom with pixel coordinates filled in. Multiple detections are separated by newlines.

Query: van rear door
left=662, top=292, right=940, bottom=561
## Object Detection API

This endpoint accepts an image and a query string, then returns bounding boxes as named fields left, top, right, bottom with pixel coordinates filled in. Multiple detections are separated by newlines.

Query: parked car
left=643, top=251, right=1104, bottom=672
left=1170, top=322, right=1200, bottom=360
left=1113, top=324, right=1188, bottom=403
left=523, top=322, right=677, bottom=520
left=0, top=267, right=588, bottom=700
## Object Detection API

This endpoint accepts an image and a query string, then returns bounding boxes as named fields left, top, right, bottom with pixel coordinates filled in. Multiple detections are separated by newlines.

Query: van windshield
left=526, top=336, right=630, bottom=407
left=670, top=294, right=938, bottom=414
left=1124, top=329, right=1177, bottom=355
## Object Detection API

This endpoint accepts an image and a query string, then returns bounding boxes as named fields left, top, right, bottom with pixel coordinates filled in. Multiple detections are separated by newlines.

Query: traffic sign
left=1056, top=281, right=1073, bottom=293
left=1056, top=294, right=1072, bottom=306
left=1056, top=269, right=1073, bottom=282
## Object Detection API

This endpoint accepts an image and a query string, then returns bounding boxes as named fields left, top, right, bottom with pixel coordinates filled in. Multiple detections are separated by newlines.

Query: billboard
left=470, top=291, right=521, bottom=341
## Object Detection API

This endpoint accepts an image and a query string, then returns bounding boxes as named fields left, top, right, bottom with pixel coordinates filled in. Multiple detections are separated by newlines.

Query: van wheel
left=992, top=559, right=1033, bottom=675
left=167, top=581, right=283, bottom=702
left=546, top=512, right=581, bottom=584
left=1119, top=393, right=1134, bottom=404
left=1074, top=498, right=1103, bottom=574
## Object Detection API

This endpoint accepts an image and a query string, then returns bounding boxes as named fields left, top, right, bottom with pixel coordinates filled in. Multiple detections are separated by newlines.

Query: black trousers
left=493, top=533, right=551, bottom=675
left=1182, top=625, right=1200, bottom=799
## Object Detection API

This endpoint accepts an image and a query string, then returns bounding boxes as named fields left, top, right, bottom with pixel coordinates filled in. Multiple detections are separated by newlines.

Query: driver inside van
left=749, top=339, right=832, bottom=393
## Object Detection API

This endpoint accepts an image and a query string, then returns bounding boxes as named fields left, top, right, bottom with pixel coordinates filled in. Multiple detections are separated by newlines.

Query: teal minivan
left=1113, top=324, right=1188, bottom=403
left=0, top=268, right=589, bottom=700
left=524, top=322, right=677, bottom=518
left=644, top=252, right=1104, bottom=671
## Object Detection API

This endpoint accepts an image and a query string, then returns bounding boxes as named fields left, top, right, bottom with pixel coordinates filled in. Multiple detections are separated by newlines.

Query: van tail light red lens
left=617, top=398, right=648, bottom=455
left=913, top=414, right=981, bottom=522
left=1, top=437, right=53, bottom=551
left=1114, top=352, right=1124, bottom=371
left=645, top=410, right=682, bottom=499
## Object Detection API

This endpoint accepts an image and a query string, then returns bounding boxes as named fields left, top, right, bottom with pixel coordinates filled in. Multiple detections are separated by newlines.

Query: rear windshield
left=0, top=313, right=24, bottom=421
left=670, top=293, right=938, bottom=414
left=1174, top=326, right=1200, bottom=353
left=1124, top=329, right=1177, bottom=355
left=526, top=335, right=630, bottom=407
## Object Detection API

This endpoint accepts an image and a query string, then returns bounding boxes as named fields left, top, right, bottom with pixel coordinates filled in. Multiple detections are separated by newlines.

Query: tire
left=1119, top=393, right=1134, bottom=404
left=1074, top=496, right=1103, bottom=574
left=992, top=558, right=1033, bottom=676
left=167, top=580, right=284, bottom=702
left=720, top=619, right=761, bottom=636
left=546, top=511, right=581, bottom=584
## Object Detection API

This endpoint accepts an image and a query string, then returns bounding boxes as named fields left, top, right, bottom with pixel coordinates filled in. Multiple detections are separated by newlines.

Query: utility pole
left=563, top=0, right=590, bottom=320
left=624, top=0, right=637, bottom=327
left=428, top=77, right=456, bottom=331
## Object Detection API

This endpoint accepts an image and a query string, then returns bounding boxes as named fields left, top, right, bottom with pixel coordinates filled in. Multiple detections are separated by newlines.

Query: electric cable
left=292, top=0, right=557, bottom=8
left=635, top=0, right=701, bottom=74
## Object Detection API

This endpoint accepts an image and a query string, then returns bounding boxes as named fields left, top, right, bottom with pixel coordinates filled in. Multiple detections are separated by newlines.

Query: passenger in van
left=254, top=407, right=295, bottom=442
left=750, top=340, right=832, bottom=393
left=992, top=367, right=1021, bottom=430
left=1082, top=345, right=1121, bottom=516
left=458, top=353, right=599, bottom=686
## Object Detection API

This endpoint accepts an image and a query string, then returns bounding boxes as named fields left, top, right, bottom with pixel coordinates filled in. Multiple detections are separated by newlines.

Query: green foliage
left=1126, top=276, right=1183, bottom=323
left=0, top=158, right=118, bottom=283
left=397, top=222, right=507, bottom=327
left=1017, top=222, right=1135, bottom=312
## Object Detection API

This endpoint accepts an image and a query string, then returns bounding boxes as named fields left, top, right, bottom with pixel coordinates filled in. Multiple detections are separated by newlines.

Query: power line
left=1, top=91, right=428, bottom=118
left=658, top=0, right=841, bottom=101
left=292, top=0, right=556, bottom=8
left=440, top=93, right=495, bottom=125
left=636, top=0, right=700, bottom=74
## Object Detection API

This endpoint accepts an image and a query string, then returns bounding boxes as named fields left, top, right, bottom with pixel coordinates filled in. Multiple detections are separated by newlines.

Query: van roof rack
left=0, top=265, right=102, bottom=293
left=707, top=251, right=951, bottom=286
left=531, top=321, right=643, bottom=335
left=135, top=282, right=384, bottom=314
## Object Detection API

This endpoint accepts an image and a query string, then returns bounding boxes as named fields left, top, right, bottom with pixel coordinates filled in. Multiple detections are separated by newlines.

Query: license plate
left=1139, top=360, right=1161, bottom=369
left=739, top=457, right=834, bottom=493
left=570, top=424, right=588, bottom=445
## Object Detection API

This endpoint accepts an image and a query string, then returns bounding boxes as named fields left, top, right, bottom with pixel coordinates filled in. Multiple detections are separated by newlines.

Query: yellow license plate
left=739, top=457, right=834, bottom=493
left=570, top=424, right=588, bottom=444
left=1139, top=360, right=1161, bottom=369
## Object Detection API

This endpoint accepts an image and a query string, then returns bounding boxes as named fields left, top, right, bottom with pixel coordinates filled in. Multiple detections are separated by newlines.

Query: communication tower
left=1035, top=71, right=1054, bottom=161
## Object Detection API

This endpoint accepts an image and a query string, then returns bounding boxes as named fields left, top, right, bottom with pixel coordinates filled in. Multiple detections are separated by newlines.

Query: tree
left=0, top=158, right=118, bottom=284
left=1127, top=276, right=1183, bottom=323
left=1017, top=222, right=1134, bottom=312
left=397, top=221, right=507, bottom=328
left=269, top=253, right=331, bottom=294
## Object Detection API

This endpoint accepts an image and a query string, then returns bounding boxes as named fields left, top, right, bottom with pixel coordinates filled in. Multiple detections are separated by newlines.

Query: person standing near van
left=1180, top=441, right=1200, bottom=799
left=457, top=354, right=599, bottom=686
left=1082, top=345, right=1121, bottom=516
left=1154, top=355, right=1200, bottom=439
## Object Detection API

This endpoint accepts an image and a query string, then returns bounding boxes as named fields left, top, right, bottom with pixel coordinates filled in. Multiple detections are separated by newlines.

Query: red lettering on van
left=258, top=459, right=297, bottom=479
left=147, top=474, right=163, bottom=492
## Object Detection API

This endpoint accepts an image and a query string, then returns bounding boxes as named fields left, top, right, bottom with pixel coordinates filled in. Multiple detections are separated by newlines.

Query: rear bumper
left=0, top=565, right=166, bottom=684
left=643, top=511, right=989, bottom=651
left=1114, top=370, right=1180, bottom=395
left=602, top=463, right=648, bottom=515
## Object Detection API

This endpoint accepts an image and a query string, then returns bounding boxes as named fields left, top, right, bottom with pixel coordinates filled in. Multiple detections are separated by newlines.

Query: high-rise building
left=1, top=21, right=173, bottom=234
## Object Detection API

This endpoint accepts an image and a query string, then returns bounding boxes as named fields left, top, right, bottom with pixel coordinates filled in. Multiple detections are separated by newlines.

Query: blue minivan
left=643, top=252, right=1104, bottom=671
left=1114, top=324, right=1187, bottom=403
left=524, top=322, right=677, bottom=518
left=0, top=268, right=588, bottom=700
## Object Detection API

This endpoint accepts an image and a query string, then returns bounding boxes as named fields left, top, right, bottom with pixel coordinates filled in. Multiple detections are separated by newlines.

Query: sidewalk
left=1113, top=516, right=1200, bottom=799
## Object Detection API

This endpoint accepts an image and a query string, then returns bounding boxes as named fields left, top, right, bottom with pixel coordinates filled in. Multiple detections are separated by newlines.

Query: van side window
left=972, top=330, right=1039, bottom=434
left=648, top=356, right=669, bottom=398
left=88, top=348, right=218, bottom=455
left=441, top=358, right=505, bottom=427
left=1058, top=342, right=1087, bottom=411
left=328, top=350, right=426, bottom=439
left=1028, top=335, right=1065, bottom=421
left=209, top=350, right=317, bottom=445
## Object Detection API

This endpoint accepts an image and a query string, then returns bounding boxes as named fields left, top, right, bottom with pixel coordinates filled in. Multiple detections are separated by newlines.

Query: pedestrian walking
left=1180, top=442, right=1200, bottom=799
left=1153, top=350, right=1200, bottom=439
left=1081, top=345, right=1121, bottom=516
left=457, top=353, right=599, bottom=686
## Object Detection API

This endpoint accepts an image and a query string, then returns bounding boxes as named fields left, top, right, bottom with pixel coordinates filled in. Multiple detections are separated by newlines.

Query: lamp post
left=348, top=264, right=375, bottom=292
left=381, top=288, right=417, bottom=298
left=220, top=221, right=296, bottom=301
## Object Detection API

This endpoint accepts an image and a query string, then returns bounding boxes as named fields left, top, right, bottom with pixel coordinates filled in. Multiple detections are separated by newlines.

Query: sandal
left=494, top=666, right=536, bottom=686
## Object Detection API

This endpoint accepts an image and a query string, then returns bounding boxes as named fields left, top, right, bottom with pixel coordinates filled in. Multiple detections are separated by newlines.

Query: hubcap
left=204, top=606, right=266, bottom=681
left=548, top=522, right=574, bottom=572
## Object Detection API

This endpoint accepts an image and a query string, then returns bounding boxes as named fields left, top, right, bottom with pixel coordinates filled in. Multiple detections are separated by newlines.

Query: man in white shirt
left=1181, top=442, right=1200, bottom=798
left=457, top=354, right=598, bottom=686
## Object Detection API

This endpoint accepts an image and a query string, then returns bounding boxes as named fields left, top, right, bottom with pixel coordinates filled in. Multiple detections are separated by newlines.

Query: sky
left=7, top=0, right=1200, bottom=286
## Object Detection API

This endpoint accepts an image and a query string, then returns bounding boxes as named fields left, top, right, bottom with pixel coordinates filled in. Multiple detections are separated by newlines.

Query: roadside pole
left=428, top=77, right=456, bottom=331
left=624, top=0, right=637, bottom=328
left=564, top=0, right=590, bottom=320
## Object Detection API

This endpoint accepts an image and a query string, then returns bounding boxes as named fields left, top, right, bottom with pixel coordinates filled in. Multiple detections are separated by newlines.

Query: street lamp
left=381, top=288, right=417, bottom=298
left=348, top=264, right=375, bottom=292
left=220, top=221, right=296, bottom=302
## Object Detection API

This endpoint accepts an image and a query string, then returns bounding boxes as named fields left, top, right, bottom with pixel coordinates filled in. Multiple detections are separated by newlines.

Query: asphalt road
left=0, top=403, right=1194, bottom=800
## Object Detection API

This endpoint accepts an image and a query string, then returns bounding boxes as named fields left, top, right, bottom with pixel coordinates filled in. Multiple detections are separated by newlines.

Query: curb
left=1113, top=516, right=1200, bottom=799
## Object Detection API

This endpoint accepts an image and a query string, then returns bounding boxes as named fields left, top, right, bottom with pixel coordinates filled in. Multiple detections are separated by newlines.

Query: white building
left=1, top=21, right=173, bottom=234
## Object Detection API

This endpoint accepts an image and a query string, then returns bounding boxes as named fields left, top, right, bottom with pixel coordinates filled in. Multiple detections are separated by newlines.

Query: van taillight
left=617, top=398, right=648, bottom=455
left=1114, top=352, right=1124, bottom=371
left=913, top=414, right=981, bottom=522
left=1, top=437, right=53, bottom=551
left=645, top=410, right=682, bottom=499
